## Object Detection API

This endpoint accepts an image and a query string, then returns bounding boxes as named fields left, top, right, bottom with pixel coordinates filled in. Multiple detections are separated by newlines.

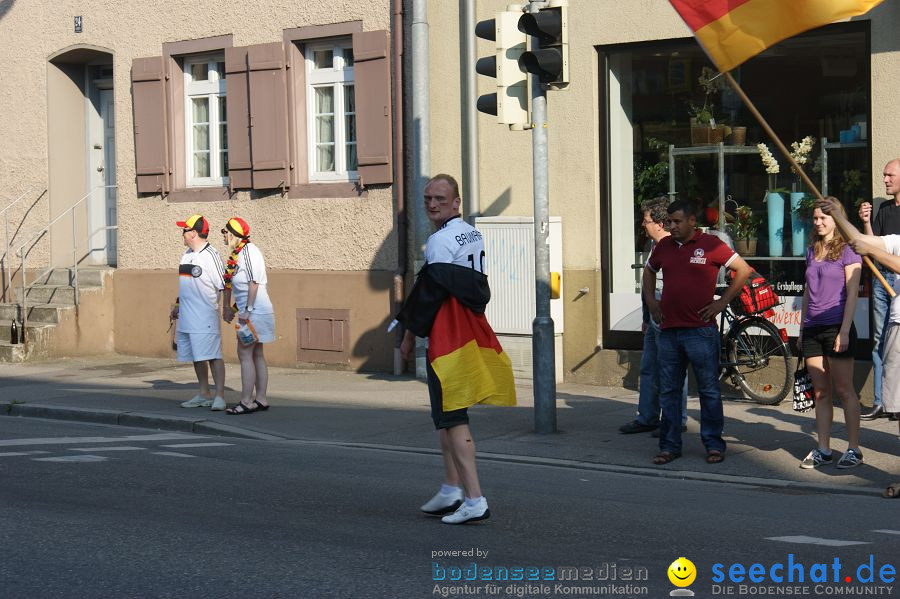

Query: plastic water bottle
left=236, top=322, right=258, bottom=346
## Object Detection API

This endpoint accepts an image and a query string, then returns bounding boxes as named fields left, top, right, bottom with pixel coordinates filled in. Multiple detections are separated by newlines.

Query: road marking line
left=152, top=451, right=196, bottom=458
left=872, top=530, right=900, bottom=536
left=0, top=451, right=50, bottom=457
left=159, top=443, right=233, bottom=448
left=70, top=446, right=145, bottom=452
left=33, top=455, right=109, bottom=463
left=766, top=536, right=869, bottom=546
left=0, top=433, right=198, bottom=448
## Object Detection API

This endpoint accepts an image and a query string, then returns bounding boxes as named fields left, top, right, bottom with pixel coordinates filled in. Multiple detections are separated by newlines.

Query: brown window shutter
left=352, top=30, right=393, bottom=186
left=225, top=47, right=253, bottom=189
left=131, top=57, right=170, bottom=194
left=247, top=42, right=290, bottom=190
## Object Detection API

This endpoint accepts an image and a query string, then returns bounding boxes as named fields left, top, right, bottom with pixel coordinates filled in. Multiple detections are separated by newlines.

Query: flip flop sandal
left=653, top=452, right=681, bottom=465
left=226, top=401, right=259, bottom=415
left=883, top=483, right=900, bottom=499
left=252, top=400, right=269, bottom=411
left=706, top=450, right=725, bottom=464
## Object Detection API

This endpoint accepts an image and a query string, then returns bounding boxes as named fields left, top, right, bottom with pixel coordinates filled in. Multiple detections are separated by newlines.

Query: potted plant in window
left=689, top=67, right=727, bottom=146
left=841, top=169, right=864, bottom=206
left=732, top=204, right=761, bottom=256
left=788, top=136, right=816, bottom=256
left=758, top=142, right=785, bottom=256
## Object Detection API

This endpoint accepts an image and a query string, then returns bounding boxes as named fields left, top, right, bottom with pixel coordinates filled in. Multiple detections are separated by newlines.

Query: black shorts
left=426, top=361, right=469, bottom=430
left=801, top=323, right=857, bottom=358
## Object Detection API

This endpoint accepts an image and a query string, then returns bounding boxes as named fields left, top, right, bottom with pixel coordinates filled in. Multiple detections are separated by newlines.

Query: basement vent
left=297, top=308, right=350, bottom=364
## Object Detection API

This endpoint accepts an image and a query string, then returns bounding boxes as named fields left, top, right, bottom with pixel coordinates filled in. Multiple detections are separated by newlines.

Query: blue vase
left=767, top=192, right=785, bottom=257
left=790, top=192, right=808, bottom=256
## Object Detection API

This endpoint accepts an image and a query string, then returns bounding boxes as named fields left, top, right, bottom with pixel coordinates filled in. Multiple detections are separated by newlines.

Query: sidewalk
left=1, top=354, right=897, bottom=496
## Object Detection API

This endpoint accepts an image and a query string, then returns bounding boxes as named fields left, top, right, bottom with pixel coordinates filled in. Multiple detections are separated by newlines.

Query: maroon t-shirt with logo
left=646, top=230, right=737, bottom=329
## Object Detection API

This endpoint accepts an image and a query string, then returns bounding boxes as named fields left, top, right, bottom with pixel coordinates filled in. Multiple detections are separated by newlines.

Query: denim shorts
left=801, top=323, right=857, bottom=358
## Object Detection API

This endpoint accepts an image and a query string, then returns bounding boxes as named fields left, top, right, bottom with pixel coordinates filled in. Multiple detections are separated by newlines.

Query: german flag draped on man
left=396, top=262, right=516, bottom=412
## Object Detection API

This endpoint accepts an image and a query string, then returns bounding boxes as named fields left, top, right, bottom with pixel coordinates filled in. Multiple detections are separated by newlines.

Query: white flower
left=789, top=136, right=815, bottom=173
left=757, top=143, right=780, bottom=175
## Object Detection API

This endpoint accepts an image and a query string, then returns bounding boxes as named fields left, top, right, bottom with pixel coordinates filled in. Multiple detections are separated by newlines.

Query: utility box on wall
left=474, top=216, right=563, bottom=382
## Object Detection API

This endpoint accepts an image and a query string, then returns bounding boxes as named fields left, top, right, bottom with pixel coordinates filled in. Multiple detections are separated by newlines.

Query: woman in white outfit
left=221, top=217, right=276, bottom=414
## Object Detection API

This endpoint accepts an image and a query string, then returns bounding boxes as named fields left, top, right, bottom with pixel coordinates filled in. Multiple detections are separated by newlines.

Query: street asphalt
left=1, top=417, right=896, bottom=599
left=1, top=354, right=898, bottom=497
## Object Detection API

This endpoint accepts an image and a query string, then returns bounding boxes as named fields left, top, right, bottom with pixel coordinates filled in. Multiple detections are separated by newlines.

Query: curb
left=4, top=403, right=286, bottom=441
left=269, top=440, right=887, bottom=499
left=3, top=403, right=887, bottom=498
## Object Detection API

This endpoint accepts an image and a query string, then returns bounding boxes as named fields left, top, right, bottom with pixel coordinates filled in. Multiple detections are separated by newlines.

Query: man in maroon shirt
left=644, top=200, right=752, bottom=465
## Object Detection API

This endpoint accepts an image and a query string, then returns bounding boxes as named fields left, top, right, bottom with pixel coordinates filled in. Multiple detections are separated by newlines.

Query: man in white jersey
left=400, top=174, right=493, bottom=524
left=172, top=214, right=227, bottom=411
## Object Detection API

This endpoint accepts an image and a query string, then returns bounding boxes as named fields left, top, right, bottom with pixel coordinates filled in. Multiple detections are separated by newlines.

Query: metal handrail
left=15, top=185, right=117, bottom=349
left=1, top=188, right=35, bottom=303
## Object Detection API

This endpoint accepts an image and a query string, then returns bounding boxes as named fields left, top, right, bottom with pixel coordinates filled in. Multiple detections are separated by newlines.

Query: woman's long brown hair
left=812, top=197, right=849, bottom=262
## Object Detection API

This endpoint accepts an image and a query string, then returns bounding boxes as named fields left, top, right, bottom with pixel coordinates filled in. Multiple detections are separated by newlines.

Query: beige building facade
left=428, top=0, right=900, bottom=391
left=3, top=0, right=900, bottom=391
left=0, top=0, right=403, bottom=369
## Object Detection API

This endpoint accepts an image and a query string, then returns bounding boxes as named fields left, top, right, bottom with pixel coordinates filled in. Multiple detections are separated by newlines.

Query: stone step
left=0, top=341, right=25, bottom=362
left=0, top=321, right=52, bottom=344
left=0, top=303, right=70, bottom=324
left=15, top=285, right=78, bottom=304
left=35, top=267, right=110, bottom=287
left=0, top=328, right=49, bottom=361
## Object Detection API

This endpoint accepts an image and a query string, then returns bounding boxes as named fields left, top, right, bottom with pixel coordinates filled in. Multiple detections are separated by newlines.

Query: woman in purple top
left=799, top=201, right=863, bottom=470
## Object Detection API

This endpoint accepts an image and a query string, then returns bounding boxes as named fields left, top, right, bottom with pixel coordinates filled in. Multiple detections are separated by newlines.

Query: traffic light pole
left=527, top=1, right=557, bottom=435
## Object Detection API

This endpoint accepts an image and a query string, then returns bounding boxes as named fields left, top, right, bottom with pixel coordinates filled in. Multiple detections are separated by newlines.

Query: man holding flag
left=397, top=174, right=516, bottom=524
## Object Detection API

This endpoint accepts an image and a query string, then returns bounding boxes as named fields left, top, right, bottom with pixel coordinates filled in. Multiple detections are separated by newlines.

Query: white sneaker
left=210, top=396, right=226, bottom=411
left=442, top=497, right=490, bottom=524
left=420, top=488, right=464, bottom=515
left=181, top=395, right=212, bottom=408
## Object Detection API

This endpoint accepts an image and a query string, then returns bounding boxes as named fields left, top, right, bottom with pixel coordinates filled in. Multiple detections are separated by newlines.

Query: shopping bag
left=792, top=357, right=814, bottom=412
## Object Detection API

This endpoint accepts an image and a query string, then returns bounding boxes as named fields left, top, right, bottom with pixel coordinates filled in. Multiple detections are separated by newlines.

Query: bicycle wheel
left=725, top=316, right=791, bottom=405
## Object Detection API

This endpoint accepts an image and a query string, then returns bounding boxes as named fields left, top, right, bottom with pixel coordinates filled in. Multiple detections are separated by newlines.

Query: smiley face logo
left=668, top=557, right=696, bottom=587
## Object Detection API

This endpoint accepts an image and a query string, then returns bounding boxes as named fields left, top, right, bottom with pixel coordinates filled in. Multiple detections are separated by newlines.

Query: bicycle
left=716, top=286, right=792, bottom=405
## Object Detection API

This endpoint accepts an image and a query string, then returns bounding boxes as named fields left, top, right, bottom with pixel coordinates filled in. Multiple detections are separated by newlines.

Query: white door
left=87, top=86, right=116, bottom=265
left=101, top=88, right=117, bottom=265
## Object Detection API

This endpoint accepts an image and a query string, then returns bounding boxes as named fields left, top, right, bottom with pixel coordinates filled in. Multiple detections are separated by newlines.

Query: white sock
left=464, top=496, right=484, bottom=507
left=440, top=484, right=462, bottom=496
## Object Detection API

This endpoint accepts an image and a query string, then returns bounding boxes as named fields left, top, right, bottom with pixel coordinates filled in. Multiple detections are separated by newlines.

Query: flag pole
left=721, top=70, right=894, bottom=297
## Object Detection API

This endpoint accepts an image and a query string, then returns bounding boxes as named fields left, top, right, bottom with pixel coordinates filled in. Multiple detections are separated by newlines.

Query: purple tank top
left=804, top=245, right=861, bottom=327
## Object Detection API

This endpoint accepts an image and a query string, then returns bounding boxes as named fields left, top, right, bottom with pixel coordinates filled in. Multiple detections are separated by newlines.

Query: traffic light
left=475, top=10, right=528, bottom=128
left=518, top=0, right=569, bottom=89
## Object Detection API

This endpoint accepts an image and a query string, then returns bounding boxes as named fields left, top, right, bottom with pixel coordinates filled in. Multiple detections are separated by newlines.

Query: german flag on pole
left=428, top=296, right=516, bottom=412
left=669, top=0, right=885, bottom=72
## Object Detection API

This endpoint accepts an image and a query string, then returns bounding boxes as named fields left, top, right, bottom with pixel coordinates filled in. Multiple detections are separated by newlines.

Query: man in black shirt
left=858, top=158, right=900, bottom=420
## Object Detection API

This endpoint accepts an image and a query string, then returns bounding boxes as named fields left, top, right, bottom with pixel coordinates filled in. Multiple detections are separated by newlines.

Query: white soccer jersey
left=882, top=234, right=900, bottom=323
left=424, top=216, right=486, bottom=272
left=230, top=242, right=274, bottom=314
left=177, top=243, right=225, bottom=333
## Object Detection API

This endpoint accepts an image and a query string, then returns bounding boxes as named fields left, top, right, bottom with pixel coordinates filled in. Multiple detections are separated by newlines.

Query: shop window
left=305, top=41, right=358, bottom=181
left=183, top=55, right=228, bottom=187
left=601, top=23, right=871, bottom=349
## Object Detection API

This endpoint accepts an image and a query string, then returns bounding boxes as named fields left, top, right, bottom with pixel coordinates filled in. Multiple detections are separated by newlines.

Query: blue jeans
left=637, top=320, right=688, bottom=427
left=871, top=269, right=896, bottom=407
left=657, top=327, right=725, bottom=454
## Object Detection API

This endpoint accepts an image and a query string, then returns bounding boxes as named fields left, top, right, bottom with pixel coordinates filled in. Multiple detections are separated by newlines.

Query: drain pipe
left=462, top=0, right=480, bottom=219
left=392, top=0, right=408, bottom=375
left=411, top=0, right=431, bottom=378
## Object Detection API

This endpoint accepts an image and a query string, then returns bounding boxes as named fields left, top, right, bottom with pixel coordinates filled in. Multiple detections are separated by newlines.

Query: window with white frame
left=184, top=55, right=228, bottom=187
left=305, top=41, right=357, bottom=181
